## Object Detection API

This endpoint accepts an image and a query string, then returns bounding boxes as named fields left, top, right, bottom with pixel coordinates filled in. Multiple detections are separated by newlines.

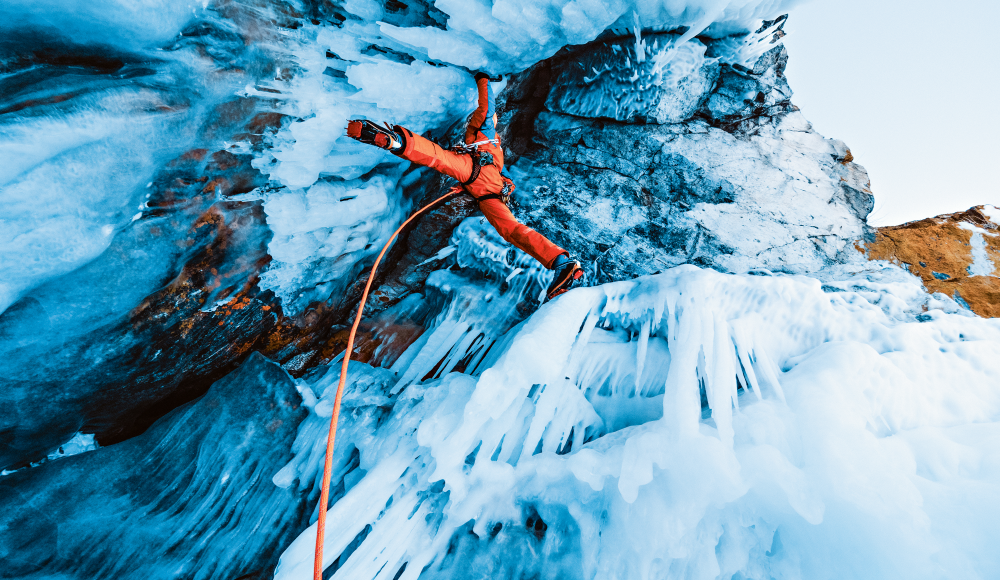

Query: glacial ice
left=270, top=219, right=1000, bottom=579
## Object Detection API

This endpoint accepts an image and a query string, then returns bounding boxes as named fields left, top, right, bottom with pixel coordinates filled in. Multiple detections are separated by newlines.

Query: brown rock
left=864, top=205, right=1000, bottom=317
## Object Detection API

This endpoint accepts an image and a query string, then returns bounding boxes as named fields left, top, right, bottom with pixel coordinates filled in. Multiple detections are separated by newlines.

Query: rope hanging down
left=313, top=189, right=462, bottom=580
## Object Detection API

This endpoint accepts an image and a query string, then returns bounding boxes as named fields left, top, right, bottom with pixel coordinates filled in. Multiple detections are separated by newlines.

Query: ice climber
left=346, top=72, right=583, bottom=302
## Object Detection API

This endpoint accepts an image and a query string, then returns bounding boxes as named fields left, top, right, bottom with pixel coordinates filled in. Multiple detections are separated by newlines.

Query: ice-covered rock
left=274, top=263, right=1000, bottom=580
left=4, top=1, right=999, bottom=578
left=0, top=353, right=309, bottom=579
left=500, top=39, right=874, bottom=284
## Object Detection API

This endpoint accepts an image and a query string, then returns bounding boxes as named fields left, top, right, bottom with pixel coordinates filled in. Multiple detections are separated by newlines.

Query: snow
left=981, top=204, right=1000, bottom=224
left=957, top=222, right=999, bottom=278
left=271, top=219, right=1000, bottom=579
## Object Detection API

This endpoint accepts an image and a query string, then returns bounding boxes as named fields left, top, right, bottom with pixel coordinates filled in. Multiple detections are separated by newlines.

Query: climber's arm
left=466, top=74, right=497, bottom=142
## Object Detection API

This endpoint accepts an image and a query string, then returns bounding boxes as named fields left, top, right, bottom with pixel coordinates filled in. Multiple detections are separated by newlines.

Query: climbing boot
left=544, top=255, right=583, bottom=303
left=346, top=119, right=403, bottom=151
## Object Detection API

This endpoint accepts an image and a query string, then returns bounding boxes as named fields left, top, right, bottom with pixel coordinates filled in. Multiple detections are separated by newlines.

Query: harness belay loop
left=450, top=138, right=498, bottom=154
left=477, top=178, right=514, bottom=206
left=453, top=139, right=511, bottom=205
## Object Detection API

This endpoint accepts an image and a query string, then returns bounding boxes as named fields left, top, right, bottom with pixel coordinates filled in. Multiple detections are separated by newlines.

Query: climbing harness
left=476, top=178, right=514, bottom=206
left=312, top=189, right=462, bottom=580
left=455, top=147, right=513, bottom=206
left=460, top=149, right=497, bottom=187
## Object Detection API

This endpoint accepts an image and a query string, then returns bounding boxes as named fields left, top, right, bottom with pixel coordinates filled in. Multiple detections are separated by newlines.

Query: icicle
left=274, top=449, right=413, bottom=580
left=393, top=319, right=471, bottom=391
left=710, top=313, right=736, bottom=447
left=752, top=342, right=786, bottom=403
left=634, top=318, right=651, bottom=391
left=331, top=491, right=424, bottom=580
left=663, top=298, right=701, bottom=438
left=730, top=318, right=764, bottom=401
left=566, top=307, right=603, bottom=384
left=633, top=12, right=646, bottom=64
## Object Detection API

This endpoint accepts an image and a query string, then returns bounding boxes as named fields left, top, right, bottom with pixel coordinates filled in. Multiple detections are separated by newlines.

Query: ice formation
left=0, top=354, right=310, bottom=579
left=264, top=219, right=1000, bottom=580
left=959, top=221, right=999, bottom=278
left=0, top=0, right=810, bottom=317
left=256, top=221, right=1000, bottom=580
left=379, top=0, right=808, bottom=71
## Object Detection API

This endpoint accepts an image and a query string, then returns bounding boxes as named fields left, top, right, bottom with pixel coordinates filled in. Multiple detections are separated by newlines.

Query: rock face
left=0, top=106, right=347, bottom=470
left=865, top=206, right=1000, bottom=317
left=497, top=37, right=874, bottom=285
left=0, top=353, right=310, bottom=580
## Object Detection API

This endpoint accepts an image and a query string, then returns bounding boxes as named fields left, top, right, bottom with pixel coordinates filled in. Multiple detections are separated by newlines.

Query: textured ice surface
left=269, top=218, right=1000, bottom=579
left=0, top=82, right=204, bottom=315
left=0, top=354, right=309, bottom=579
left=0, top=0, right=208, bottom=50
left=0, top=433, right=97, bottom=477
left=546, top=31, right=718, bottom=123
left=380, top=0, right=808, bottom=71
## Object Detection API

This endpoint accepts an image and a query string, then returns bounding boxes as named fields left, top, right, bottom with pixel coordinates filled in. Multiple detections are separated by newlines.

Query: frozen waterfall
left=272, top=219, right=1000, bottom=580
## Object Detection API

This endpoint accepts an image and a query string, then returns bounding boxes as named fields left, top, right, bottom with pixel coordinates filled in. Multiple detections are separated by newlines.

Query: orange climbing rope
left=313, top=188, right=462, bottom=580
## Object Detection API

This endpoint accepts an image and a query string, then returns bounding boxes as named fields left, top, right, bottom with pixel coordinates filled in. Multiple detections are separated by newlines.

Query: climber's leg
left=393, top=126, right=474, bottom=183
left=477, top=198, right=566, bottom=269
left=544, top=254, right=583, bottom=302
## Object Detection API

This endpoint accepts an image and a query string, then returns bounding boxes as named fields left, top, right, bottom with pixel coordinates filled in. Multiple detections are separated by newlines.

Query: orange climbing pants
left=393, top=126, right=567, bottom=269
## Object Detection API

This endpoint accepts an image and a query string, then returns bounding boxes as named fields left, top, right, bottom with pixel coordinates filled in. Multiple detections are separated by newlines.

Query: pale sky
left=782, top=0, right=1000, bottom=226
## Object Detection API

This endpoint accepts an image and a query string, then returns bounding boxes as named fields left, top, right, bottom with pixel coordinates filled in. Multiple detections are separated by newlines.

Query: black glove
left=474, top=71, right=503, bottom=82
